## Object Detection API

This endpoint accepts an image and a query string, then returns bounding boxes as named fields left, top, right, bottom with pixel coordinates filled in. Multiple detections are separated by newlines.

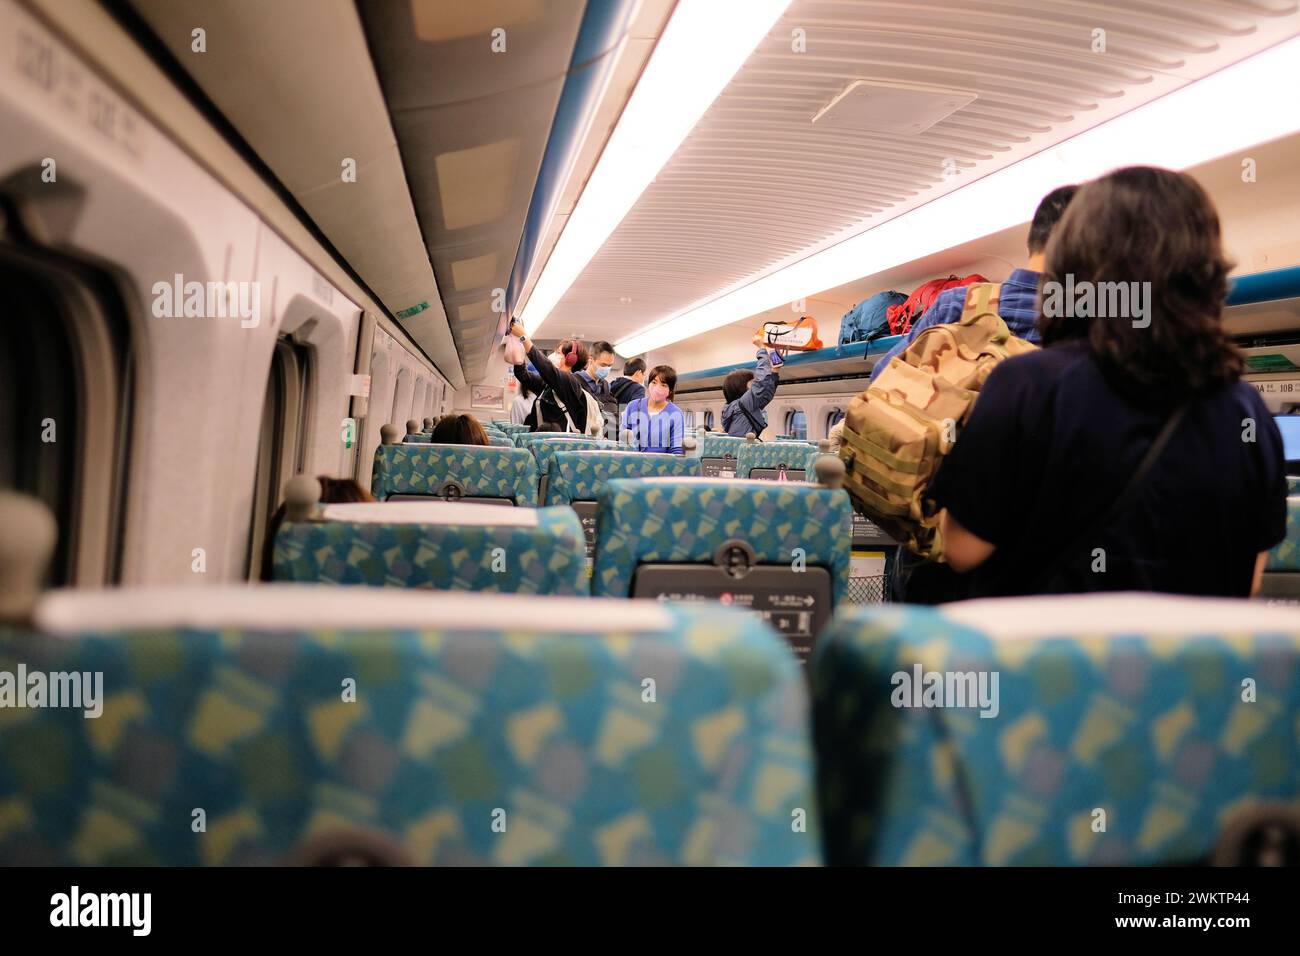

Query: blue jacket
left=620, top=398, right=684, bottom=454
left=868, top=269, right=1044, bottom=383
left=610, top=376, right=645, bottom=406
left=722, top=349, right=779, bottom=437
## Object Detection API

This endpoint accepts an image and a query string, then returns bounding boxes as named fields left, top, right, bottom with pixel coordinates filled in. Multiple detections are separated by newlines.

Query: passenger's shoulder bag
left=531, top=387, right=578, bottom=433
left=1028, top=404, right=1187, bottom=594
left=581, top=389, right=605, bottom=437
left=736, top=402, right=766, bottom=440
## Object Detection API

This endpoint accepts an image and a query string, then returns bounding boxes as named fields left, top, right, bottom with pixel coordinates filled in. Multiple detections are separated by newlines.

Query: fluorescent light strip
left=519, top=0, right=793, bottom=336
left=617, top=33, right=1300, bottom=356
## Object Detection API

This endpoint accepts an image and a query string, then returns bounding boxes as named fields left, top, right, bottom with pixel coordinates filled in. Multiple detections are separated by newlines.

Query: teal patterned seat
left=812, top=594, right=1300, bottom=866
left=272, top=502, right=587, bottom=595
left=514, top=433, right=594, bottom=453
left=546, top=450, right=701, bottom=506
left=701, top=434, right=747, bottom=459
left=371, top=444, right=538, bottom=505
left=736, top=441, right=819, bottom=480
left=486, top=433, right=513, bottom=448
left=1264, top=496, right=1300, bottom=571
left=592, top=478, right=852, bottom=607
left=1288, top=476, right=1300, bottom=495
left=533, top=438, right=618, bottom=477
left=0, top=587, right=820, bottom=866
left=403, top=434, right=431, bottom=444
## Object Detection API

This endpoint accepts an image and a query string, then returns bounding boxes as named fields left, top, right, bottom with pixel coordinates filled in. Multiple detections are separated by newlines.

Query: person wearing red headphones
left=508, top=320, right=598, bottom=434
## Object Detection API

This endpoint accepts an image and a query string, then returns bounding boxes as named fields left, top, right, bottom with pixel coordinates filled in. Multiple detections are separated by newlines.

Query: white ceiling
left=542, top=0, right=1300, bottom=348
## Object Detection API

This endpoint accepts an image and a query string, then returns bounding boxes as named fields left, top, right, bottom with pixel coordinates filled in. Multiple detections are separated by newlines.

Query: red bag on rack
left=885, top=274, right=988, bottom=336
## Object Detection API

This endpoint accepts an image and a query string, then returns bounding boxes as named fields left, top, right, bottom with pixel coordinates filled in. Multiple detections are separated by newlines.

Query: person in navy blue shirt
left=610, top=357, right=646, bottom=407
left=621, top=365, right=684, bottom=454
left=577, top=340, right=616, bottom=399
left=883, top=184, right=1077, bottom=603
left=869, top=184, right=1078, bottom=386
left=934, top=166, right=1287, bottom=598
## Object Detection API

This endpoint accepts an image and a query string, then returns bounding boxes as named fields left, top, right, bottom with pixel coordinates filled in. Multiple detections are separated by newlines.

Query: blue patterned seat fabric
left=0, top=588, right=820, bottom=866
left=1265, top=496, right=1300, bottom=571
left=701, top=434, right=747, bottom=460
left=736, top=442, right=820, bottom=480
left=592, top=478, right=852, bottom=605
left=371, top=444, right=539, bottom=505
left=486, top=433, right=514, bottom=448
left=546, top=450, right=701, bottom=506
left=403, top=434, right=431, bottom=444
left=812, top=594, right=1300, bottom=866
left=514, top=433, right=594, bottom=452
left=1287, top=476, right=1300, bottom=495
left=532, top=438, right=619, bottom=481
left=273, top=504, right=587, bottom=595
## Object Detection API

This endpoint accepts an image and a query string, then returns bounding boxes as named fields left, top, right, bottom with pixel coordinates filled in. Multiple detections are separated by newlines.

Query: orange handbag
left=753, top=315, right=823, bottom=352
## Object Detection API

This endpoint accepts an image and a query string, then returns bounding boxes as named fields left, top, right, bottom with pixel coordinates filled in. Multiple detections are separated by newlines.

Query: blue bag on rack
left=837, top=290, right=908, bottom=347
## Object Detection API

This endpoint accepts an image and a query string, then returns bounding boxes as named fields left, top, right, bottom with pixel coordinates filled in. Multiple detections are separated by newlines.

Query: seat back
left=485, top=433, right=513, bottom=447
left=593, top=477, right=852, bottom=661
left=1261, top=497, right=1300, bottom=603
left=546, top=450, right=702, bottom=506
left=700, top=434, right=746, bottom=477
left=531, top=438, right=618, bottom=504
left=273, top=501, right=587, bottom=594
left=371, top=443, right=539, bottom=505
left=812, top=594, right=1300, bottom=865
left=737, top=441, right=819, bottom=481
left=403, top=433, right=431, bottom=443
left=0, top=587, right=819, bottom=866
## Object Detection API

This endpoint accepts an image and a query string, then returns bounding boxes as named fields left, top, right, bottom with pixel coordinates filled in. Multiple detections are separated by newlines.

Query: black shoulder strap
left=737, top=402, right=765, bottom=440
left=1028, top=404, right=1187, bottom=593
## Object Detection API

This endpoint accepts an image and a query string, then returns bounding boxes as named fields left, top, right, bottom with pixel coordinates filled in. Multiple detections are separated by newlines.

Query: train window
left=391, top=367, right=409, bottom=427
left=785, top=409, right=807, bottom=440
left=704, top=410, right=714, bottom=429
left=248, top=337, right=313, bottom=579
left=0, top=247, right=131, bottom=588
left=826, top=407, right=845, bottom=433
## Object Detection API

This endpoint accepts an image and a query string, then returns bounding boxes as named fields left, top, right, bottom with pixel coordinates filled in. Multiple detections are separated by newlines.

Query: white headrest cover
left=321, top=502, right=538, bottom=527
left=34, top=586, right=671, bottom=635
left=941, top=592, right=1300, bottom=641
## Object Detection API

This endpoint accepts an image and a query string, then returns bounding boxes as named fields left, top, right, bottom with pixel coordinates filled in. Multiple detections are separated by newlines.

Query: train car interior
left=2, top=0, right=1300, bottom=893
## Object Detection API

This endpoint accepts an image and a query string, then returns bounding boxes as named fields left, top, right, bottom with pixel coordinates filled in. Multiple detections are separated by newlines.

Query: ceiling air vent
left=811, top=79, right=977, bottom=135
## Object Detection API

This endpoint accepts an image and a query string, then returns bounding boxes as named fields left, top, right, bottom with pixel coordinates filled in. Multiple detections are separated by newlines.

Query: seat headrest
left=940, top=592, right=1300, bottom=641
left=33, top=585, right=671, bottom=635
left=320, top=502, right=539, bottom=526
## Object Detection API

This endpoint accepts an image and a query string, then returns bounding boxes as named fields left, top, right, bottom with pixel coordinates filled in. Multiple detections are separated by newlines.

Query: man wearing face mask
left=578, top=340, right=619, bottom=439
left=578, top=341, right=616, bottom=395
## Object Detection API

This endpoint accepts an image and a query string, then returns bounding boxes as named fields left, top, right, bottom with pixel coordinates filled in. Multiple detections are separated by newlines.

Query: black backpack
left=592, top=391, right=619, bottom=439
left=528, top=387, right=575, bottom=432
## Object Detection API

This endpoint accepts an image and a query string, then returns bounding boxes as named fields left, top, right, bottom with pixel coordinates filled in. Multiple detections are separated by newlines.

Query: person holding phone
left=721, top=348, right=781, bottom=438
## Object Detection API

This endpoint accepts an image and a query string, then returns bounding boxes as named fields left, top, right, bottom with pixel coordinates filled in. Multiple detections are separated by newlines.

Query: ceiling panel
left=543, top=0, right=1300, bottom=347
left=128, top=0, right=468, bottom=386
left=358, top=0, right=589, bottom=384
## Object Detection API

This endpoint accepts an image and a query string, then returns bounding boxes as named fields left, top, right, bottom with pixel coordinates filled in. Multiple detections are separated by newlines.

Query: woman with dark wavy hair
left=930, top=166, right=1287, bottom=598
